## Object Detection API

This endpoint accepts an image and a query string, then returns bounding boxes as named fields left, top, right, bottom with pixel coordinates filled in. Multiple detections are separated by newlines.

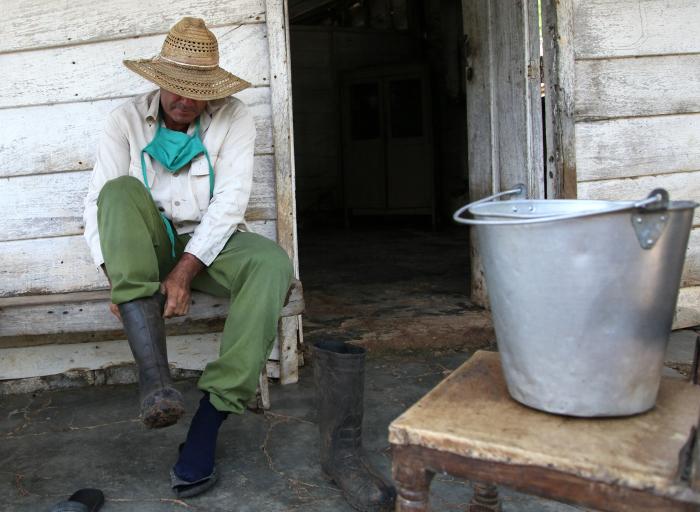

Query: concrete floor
left=1, top=224, right=696, bottom=511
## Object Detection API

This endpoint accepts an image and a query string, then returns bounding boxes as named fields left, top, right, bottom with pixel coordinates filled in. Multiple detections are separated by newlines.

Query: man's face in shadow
left=160, top=88, right=208, bottom=129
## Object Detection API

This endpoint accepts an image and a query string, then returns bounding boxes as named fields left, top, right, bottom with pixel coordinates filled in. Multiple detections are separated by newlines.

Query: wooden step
left=0, top=279, right=304, bottom=349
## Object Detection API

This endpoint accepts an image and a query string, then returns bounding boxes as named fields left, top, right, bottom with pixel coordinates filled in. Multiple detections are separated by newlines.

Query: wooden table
left=389, top=350, right=700, bottom=512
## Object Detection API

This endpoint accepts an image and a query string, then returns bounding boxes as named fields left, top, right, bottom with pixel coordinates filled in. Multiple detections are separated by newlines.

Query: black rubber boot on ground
left=119, top=293, right=185, bottom=428
left=313, top=340, right=396, bottom=512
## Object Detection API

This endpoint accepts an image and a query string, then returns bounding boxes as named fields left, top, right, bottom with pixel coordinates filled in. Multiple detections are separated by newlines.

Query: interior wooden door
left=342, top=78, right=386, bottom=211
left=342, top=64, right=434, bottom=219
left=385, top=70, right=434, bottom=215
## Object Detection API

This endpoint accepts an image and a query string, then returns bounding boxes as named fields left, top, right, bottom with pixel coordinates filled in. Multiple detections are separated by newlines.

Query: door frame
left=542, top=0, right=577, bottom=200
left=463, top=0, right=564, bottom=305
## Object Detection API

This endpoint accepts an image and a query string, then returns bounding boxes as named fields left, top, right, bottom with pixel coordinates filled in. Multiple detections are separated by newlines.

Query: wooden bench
left=390, top=349, right=700, bottom=511
left=0, top=279, right=304, bottom=408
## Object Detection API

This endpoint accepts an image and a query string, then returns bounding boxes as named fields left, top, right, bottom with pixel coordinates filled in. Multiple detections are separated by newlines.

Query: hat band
left=155, top=54, right=219, bottom=70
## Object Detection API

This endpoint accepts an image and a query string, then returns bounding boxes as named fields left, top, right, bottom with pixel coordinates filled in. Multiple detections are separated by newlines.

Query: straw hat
left=123, top=17, right=251, bottom=100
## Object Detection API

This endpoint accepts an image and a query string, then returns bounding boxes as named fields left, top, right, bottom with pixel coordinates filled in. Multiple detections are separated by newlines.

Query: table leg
left=393, top=454, right=435, bottom=511
left=468, top=482, right=501, bottom=512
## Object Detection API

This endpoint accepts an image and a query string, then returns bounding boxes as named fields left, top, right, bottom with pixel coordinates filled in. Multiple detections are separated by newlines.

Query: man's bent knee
left=261, top=244, right=294, bottom=278
left=98, top=175, right=147, bottom=205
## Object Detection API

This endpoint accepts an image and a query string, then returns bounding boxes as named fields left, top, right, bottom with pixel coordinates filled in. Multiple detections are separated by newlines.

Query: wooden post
left=266, top=0, right=301, bottom=385
left=462, top=0, right=494, bottom=307
left=541, top=0, right=576, bottom=199
left=469, top=482, right=502, bottom=511
left=462, top=0, right=544, bottom=306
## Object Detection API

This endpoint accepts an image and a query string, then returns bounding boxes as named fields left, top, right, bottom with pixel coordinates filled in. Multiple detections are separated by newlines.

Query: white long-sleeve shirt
left=83, top=89, right=256, bottom=267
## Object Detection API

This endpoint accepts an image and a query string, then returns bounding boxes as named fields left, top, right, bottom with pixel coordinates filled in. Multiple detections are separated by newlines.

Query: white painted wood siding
left=0, top=0, right=299, bottom=382
left=573, top=0, right=700, bottom=329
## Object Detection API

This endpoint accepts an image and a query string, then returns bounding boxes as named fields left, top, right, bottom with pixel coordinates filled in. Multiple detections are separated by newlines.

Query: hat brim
left=123, top=58, right=251, bottom=101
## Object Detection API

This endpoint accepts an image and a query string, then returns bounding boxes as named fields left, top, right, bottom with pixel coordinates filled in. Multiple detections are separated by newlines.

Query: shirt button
left=174, top=201, right=181, bottom=206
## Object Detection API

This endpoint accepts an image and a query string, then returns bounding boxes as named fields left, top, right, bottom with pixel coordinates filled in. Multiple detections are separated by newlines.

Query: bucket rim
left=469, top=198, right=698, bottom=220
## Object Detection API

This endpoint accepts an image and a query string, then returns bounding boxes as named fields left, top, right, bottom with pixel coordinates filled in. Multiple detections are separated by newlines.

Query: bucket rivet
left=512, top=207, right=518, bottom=212
left=635, top=216, right=643, bottom=223
left=660, top=215, right=667, bottom=221
left=528, top=206, right=534, bottom=212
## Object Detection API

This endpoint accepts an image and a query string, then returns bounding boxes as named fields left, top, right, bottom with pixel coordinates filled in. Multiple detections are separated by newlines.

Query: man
left=83, top=17, right=293, bottom=497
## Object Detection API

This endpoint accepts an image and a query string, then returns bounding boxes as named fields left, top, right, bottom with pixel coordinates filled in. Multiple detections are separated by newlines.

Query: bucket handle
left=453, top=185, right=669, bottom=226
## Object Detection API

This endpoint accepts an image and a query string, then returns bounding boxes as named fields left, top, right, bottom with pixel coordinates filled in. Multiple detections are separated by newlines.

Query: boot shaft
left=313, top=341, right=367, bottom=459
left=119, top=293, right=171, bottom=392
left=313, top=341, right=397, bottom=510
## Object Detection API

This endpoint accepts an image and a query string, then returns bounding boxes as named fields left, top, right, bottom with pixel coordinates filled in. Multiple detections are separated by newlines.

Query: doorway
left=287, top=0, right=546, bottom=349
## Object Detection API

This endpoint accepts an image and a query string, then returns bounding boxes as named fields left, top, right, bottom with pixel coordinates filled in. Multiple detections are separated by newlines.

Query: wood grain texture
left=575, top=55, right=700, bottom=120
left=574, top=0, right=700, bottom=59
left=389, top=350, right=700, bottom=494
left=0, top=87, right=273, bottom=179
left=542, top=0, right=576, bottom=198
left=683, top=229, right=700, bottom=288
left=463, top=0, right=493, bottom=308
left=266, top=0, right=301, bottom=384
left=3, top=24, right=270, bottom=109
left=675, top=286, right=700, bottom=330
left=392, top=444, right=700, bottom=512
left=490, top=0, right=544, bottom=199
left=2, top=156, right=276, bottom=242
left=576, top=114, right=700, bottom=182
left=1, top=0, right=266, bottom=53
left=577, top=171, right=700, bottom=226
left=0, top=279, right=304, bottom=347
left=0, top=221, right=277, bottom=297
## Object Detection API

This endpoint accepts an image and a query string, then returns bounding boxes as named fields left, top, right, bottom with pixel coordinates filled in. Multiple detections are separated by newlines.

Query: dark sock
left=174, top=392, right=228, bottom=482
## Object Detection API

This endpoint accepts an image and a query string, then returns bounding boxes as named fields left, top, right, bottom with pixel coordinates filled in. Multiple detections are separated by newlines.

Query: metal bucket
left=454, top=186, right=698, bottom=417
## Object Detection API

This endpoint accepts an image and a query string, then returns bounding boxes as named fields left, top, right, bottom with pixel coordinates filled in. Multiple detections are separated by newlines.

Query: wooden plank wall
left=0, top=1, right=300, bottom=381
left=572, top=0, right=700, bottom=329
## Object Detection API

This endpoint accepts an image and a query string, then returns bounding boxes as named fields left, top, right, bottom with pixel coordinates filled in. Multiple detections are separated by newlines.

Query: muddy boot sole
left=140, top=388, right=186, bottom=429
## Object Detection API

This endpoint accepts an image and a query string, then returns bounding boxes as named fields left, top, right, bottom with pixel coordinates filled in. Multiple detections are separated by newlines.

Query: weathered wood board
left=575, top=55, right=700, bottom=120
left=683, top=228, right=700, bottom=288
left=0, top=0, right=301, bottom=389
left=2, top=157, right=277, bottom=242
left=576, top=114, right=700, bottom=182
left=542, top=0, right=576, bottom=199
left=0, top=87, right=273, bottom=179
left=3, top=23, right=270, bottom=109
left=578, top=171, right=700, bottom=227
left=489, top=0, right=544, bottom=198
left=572, top=0, right=700, bottom=333
left=0, top=279, right=303, bottom=348
left=574, top=0, right=700, bottom=59
left=1, top=0, right=266, bottom=53
left=0, top=334, right=280, bottom=381
left=0, top=221, right=277, bottom=297
left=267, top=0, right=301, bottom=384
left=675, top=286, right=700, bottom=330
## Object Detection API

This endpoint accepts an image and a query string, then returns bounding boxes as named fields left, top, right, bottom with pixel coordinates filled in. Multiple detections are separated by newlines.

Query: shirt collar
left=144, top=89, right=224, bottom=135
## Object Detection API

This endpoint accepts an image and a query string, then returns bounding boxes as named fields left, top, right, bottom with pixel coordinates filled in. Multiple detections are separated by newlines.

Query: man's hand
left=161, top=253, right=205, bottom=318
left=109, top=303, right=122, bottom=321
left=101, top=264, right=122, bottom=321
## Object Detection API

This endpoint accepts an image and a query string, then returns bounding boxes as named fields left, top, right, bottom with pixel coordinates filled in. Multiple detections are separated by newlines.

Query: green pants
left=97, top=176, right=293, bottom=414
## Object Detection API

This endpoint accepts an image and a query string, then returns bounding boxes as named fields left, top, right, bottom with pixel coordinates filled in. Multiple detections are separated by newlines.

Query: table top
left=389, top=350, right=700, bottom=495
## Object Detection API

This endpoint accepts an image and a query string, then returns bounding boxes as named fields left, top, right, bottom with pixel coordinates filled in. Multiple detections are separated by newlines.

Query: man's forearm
left=169, top=252, right=205, bottom=286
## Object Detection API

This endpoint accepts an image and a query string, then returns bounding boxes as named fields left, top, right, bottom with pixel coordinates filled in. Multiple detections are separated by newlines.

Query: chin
left=174, top=113, right=196, bottom=124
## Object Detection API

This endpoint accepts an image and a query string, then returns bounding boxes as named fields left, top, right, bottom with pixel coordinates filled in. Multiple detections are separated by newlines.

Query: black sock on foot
left=174, top=392, right=228, bottom=482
